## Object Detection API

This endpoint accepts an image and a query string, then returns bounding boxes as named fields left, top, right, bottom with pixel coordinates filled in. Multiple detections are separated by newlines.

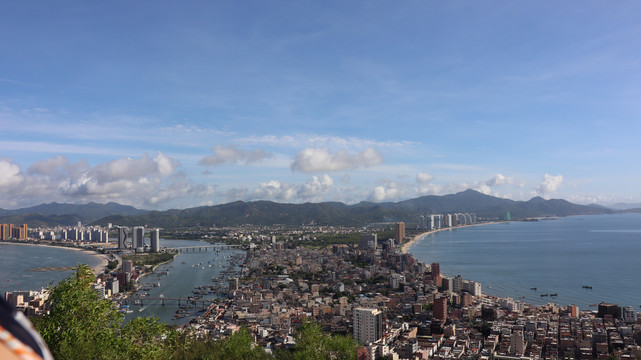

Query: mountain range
left=1, top=190, right=628, bottom=228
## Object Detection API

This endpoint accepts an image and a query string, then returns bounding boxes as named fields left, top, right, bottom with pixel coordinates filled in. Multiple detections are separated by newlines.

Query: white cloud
left=199, top=145, right=272, bottom=166
left=27, top=155, right=90, bottom=179
left=291, top=147, right=383, bottom=172
left=471, top=173, right=516, bottom=195
left=154, top=152, right=178, bottom=175
left=485, top=173, right=513, bottom=187
left=298, top=174, right=334, bottom=199
left=0, top=153, right=212, bottom=209
left=368, top=180, right=409, bottom=202
left=0, top=159, right=23, bottom=188
left=252, top=180, right=297, bottom=201
left=416, top=172, right=434, bottom=184
left=536, top=174, right=563, bottom=196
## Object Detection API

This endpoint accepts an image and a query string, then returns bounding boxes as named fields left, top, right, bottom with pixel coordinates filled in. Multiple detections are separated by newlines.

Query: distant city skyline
left=2, top=2, right=640, bottom=210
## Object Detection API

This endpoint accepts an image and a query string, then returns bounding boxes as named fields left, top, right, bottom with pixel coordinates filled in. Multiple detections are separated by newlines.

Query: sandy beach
left=401, top=221, right=505, bottom=254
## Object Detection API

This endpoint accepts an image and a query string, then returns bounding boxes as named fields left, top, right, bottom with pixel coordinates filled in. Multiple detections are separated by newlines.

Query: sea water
left=1, top=239, right=243, bottom=325
left=0, top=243, right=102, bottom=293
left=408, top=213, right=641, bottom=310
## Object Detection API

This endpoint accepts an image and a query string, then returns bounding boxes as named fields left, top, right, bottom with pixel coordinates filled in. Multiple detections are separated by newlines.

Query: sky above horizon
left=2, top=1, right=641, bottom=210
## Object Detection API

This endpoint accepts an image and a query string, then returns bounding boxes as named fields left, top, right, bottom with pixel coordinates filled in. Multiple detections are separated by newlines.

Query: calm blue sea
left=1, top=243, right=102, bottom=293
left=408, top=213, right=641, bottom=310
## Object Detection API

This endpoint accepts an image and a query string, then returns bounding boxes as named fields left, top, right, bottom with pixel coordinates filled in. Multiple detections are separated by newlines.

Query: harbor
left=118, top=239, right=246, bottom=325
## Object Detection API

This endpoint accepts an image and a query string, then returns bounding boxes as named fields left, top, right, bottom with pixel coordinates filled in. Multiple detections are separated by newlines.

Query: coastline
left=1, top=241, right=110, bottom=276
left=401, top=221, right=505, bottom=254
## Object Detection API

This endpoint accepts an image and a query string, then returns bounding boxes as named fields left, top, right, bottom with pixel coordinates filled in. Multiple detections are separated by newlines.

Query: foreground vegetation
left=33, top=265, right=359, bottom=359
left=122, top=252, right=177, bottom=267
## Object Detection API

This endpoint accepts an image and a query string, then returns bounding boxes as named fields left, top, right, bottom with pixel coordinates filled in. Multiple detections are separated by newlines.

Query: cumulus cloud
left=0, top=153, right=212, bottom=209
left=291, top=147, right=383, bottom=172
left=298, top=174, right=334, bottom=199
left=222, top=175, right=336, bottom=203
left=473, top=173, right=515, bottom=195
left=536, top=174, right=563, bottom=196
left=485, top=173, right=513, bottom=187
left=368, top=180, right=410, bottom=202
left=28, top=155, right=90, bottom=179
left=0, top=159, right=24, bottom=188
left=416, top=172, right=434, bottom=184
left=416, top=183, right=442, bottom=196
left=252, top=180, right=298, bottom=201
left=199, top=145, right=271, bottom=166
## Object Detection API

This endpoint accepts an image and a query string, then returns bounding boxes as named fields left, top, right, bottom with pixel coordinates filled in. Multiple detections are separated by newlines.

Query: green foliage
left=34, top=264, right=177, bottom=360
left=123, top=252, right=176, bottom=266
left=171, top=329, right=271, bottom=360
left=35, top=264, right=124, bottom=359
left=106, top=259, right=119, bottom=271
left=121, top=317, right=176, bottom=359
left=287, top=319, right=358, bottom=360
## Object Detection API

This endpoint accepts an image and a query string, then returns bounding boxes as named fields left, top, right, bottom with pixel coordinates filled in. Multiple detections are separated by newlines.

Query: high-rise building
left=441, top=277, right=453, bottom=292
left=569, top=305, right=579, bottom=318
left=434, top=297, right=447, bottom=322
left=623, top=306, right=636, bottom=323
left=133, top=226, right=145, bottom=249
left=453, top=275, right=463, bottom=293
left=431, top=263, right=440, bottom=281
left=598, top=303, right=621, bottom=319
left=395, top=222, right=405, bottom=243
left=462, top=280, right=482, bottom=297
left=118, top=228, right=128, bottom=249
left=353, top=308, right=383, bottom=344
left=510, top=332, right=525, bottom=356
left=150, top=228, right=160, bottom=252
left=0, top=224, right=10, bottom=240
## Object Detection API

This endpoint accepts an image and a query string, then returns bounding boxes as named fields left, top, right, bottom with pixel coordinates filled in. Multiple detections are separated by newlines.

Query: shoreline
left=401, top=221, right=505, bottom=254
left=1, top=241, right=110, bottom=276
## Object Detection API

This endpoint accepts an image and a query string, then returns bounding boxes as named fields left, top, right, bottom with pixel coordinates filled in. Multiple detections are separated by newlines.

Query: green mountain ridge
left=1, top=190, right=621, bottom=228
left=91, top=190, right=615, bottom=228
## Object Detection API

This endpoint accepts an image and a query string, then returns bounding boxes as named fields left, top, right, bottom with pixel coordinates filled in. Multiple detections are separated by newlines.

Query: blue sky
left=1, top=1, right=641, bottom=210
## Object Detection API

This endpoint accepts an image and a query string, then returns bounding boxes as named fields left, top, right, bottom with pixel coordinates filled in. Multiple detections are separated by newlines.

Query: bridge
left=166, top=244, right=242, bottom=252
left=119, top=296, right=221, bottom=307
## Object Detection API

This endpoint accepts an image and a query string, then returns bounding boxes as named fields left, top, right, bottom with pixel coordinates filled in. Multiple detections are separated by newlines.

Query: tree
left=286, top=319, right=358, bottom=360
left=34, top=264, right=177, bottom=360
left=34, top=264, right=124, bottom=359
left=121, top=317, right=176, bottom=359
left=171, top=328, right=271, bottom=360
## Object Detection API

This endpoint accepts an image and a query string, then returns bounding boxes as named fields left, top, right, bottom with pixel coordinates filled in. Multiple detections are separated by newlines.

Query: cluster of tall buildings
left=59, top=227, right=109, bottom=243
left=117, top=226, right=160, bottom=252
left=418, top=213, right=476, bottom=231
left=0, top=223, right=28, bottom=240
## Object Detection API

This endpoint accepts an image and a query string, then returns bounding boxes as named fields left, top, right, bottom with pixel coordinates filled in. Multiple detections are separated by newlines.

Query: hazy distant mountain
left=0, top=202, right=147, bottom=224
left=91, top=190, right=614, bottom=228
left=607, top=202, right=641, bottom=211
left=0, top=213, right=82, bottom=227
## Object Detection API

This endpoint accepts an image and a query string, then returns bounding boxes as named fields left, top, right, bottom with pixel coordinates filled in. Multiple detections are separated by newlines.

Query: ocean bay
left=1, top=239, right=243, bottom=325
left=408, top=213, right=641, bottom=310
left=1, top=243, right=103, bottom=293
